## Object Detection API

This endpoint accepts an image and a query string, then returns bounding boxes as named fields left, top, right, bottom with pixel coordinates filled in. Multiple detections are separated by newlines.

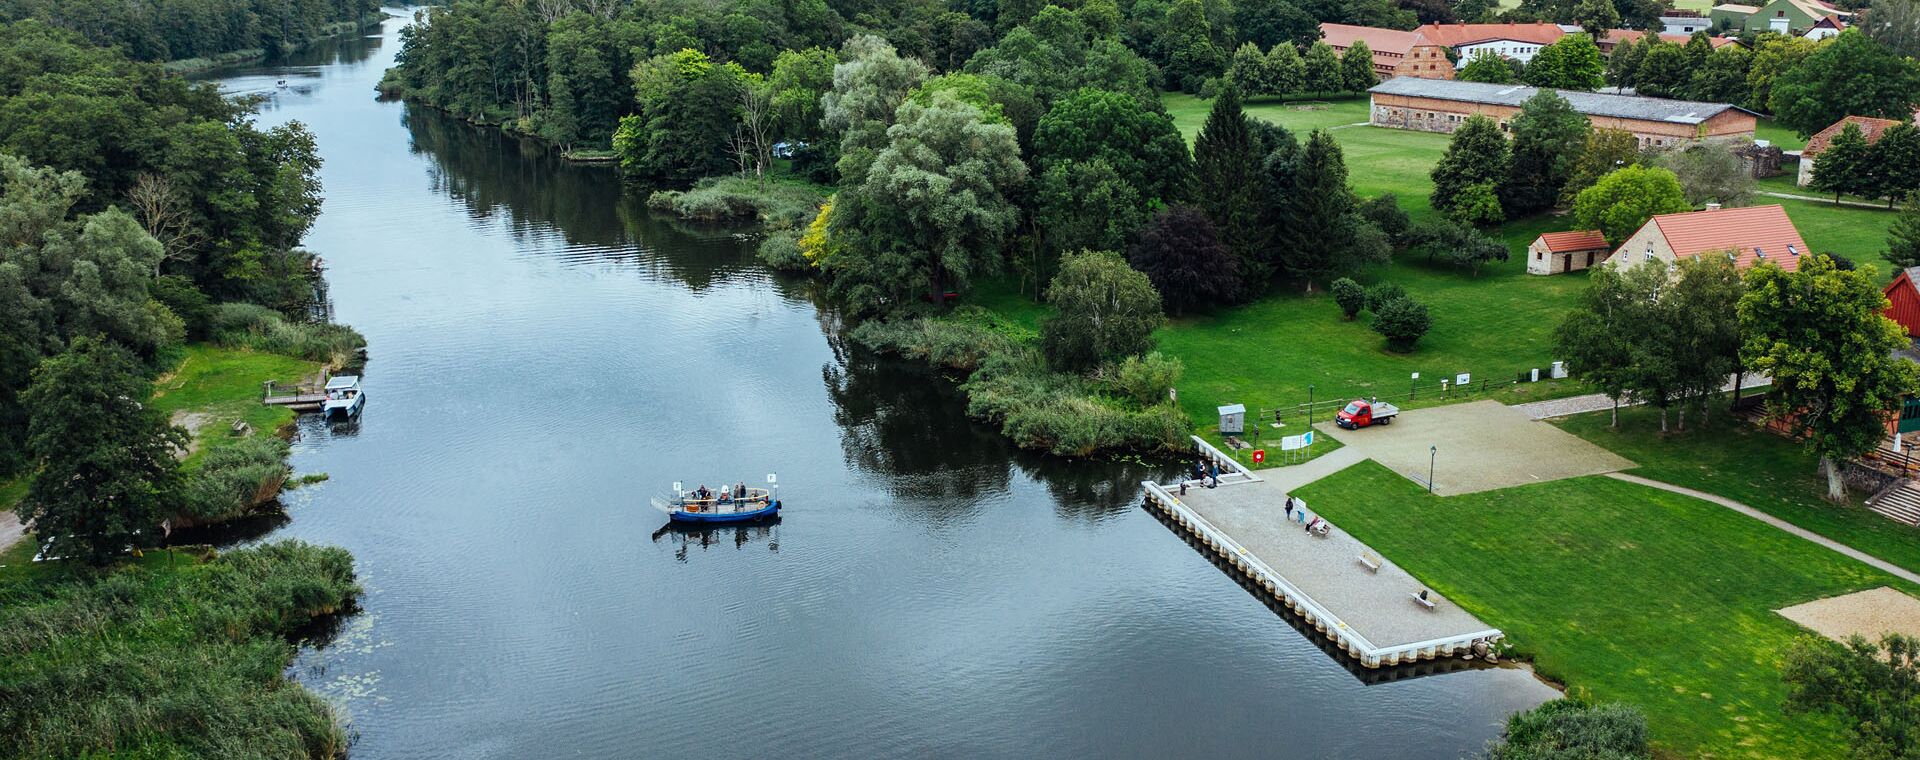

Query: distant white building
left=1660, top=13, right=1713, bottom=34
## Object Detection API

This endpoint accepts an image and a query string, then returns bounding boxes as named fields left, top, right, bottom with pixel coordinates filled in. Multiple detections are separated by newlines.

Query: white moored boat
left=322, top=375, right=364, bottom=417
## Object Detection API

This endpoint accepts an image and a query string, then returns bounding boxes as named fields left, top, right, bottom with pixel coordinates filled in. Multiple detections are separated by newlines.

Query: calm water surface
left=216, top=14, right=1558, bottom=758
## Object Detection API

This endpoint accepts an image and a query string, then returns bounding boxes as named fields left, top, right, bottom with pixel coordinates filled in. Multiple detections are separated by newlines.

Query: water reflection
left=650, top=520, right=782, bottom=562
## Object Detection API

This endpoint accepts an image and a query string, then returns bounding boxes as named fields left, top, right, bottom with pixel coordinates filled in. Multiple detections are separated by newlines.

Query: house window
left=1777, top=10, right=1785, bottom=15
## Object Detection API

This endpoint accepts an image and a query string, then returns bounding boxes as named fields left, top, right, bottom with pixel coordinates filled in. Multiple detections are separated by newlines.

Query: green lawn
left=150, top=344, right=319, bottom=460
left=1755, top=117, right=1806, bottom=151
left=1297, top=461, right=1910, bottom=759
left=1555, top=405, right=1920, bottom=575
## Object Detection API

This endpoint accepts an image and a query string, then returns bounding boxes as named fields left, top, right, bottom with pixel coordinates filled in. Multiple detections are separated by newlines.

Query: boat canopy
left=325, top=375, right=361, bottom=390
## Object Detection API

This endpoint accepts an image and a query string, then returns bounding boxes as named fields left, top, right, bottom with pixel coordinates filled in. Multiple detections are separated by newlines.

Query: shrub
left=756, top=229, right=809, bottom=271
left=1371, top=294, right=1432, bottom=351
left=1364, top=282, right=1408, bottom=312
left=645, top=175, right=829, bottom=228
left=1356, top=193, right=1412, bottom=246
left=152, top=274, right=213, bottom=339
left=1448, top=180, right=1506, bottom=226
left=1115, top=352, right=1184, bottom=405
left=1330, top=277, right=1366, bottom=319
left=179, top=436, right=292, bottom=524
left=210, top=303, right=366, bottom=366
left=850, top=307, right=1025, bottom=371
left=1486, top=698, right=1651, bottom=759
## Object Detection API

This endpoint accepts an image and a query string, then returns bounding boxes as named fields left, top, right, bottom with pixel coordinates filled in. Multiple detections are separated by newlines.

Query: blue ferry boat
left=654, top=479, right=781, bottom=524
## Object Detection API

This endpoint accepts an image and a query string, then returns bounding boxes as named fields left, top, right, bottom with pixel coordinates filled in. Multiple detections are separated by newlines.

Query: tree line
left=0, top=0, right=380, bottom=62
left=0, top=21, right=363, bottom=559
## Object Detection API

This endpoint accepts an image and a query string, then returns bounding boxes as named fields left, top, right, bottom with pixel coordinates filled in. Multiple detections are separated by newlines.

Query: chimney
left=1705, top=202, right=1722, bottom=211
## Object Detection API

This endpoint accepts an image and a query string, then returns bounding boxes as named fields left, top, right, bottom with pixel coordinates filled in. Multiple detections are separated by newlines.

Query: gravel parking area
left=1778, top=587, right=1920, bottom=644
left=1315, top=400, right=1635, bottom=495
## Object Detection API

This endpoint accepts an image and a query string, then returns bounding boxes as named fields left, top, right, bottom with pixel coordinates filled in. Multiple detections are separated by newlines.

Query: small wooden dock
left=1144, top=437, right=1502, bottom=668
left=262, top=380, right=327, bottom=412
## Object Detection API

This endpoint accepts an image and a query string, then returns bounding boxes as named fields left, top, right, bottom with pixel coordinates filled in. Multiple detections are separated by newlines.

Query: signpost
left=1279, top=430, right=1316, bottom=463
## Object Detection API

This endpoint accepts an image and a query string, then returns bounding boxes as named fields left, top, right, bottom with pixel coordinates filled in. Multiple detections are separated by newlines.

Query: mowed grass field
left=150, top=345, right=318, bottom=463
left=1298, top=460, right=1910, bottom=759
left=1557, top=405, right=1920, bottom=575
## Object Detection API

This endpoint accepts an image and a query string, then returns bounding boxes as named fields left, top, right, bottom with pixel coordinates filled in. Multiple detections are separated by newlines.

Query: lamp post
left=1428, top=445, right=1437, bottom=493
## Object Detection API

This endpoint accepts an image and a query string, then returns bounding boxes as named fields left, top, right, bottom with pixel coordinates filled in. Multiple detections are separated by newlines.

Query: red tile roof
left=1804, top=115, right=1904, bottom=157
left=1600, top=29, right=1739, bottom=48
left=1410, top=22, right=1566, bottom=47
left=1321, top=23, right=1419, bottom=57
left=1537, top=230, right=1609, bottom=252
left=1642, top=204, right=1808, bottom=272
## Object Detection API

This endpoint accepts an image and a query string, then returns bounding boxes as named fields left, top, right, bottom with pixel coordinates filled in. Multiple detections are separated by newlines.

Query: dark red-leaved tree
left=1126, top=205, right=1243, bottom=315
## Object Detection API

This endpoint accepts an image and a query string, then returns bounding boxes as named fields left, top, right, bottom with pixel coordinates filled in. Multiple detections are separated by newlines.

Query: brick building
left=1797, top=115, right=1904, bottom=187
left=1367, top=78, right=1757, bottom=147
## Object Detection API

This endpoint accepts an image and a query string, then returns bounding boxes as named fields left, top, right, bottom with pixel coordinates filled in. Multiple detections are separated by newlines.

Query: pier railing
left=1191, top=435, right=1258, bottom=482
left=1140, top=479, right=1502, bottom=668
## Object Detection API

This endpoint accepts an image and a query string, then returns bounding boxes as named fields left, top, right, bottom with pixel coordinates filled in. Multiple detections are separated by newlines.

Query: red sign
left=1252, top=449, right=1265, bottom=463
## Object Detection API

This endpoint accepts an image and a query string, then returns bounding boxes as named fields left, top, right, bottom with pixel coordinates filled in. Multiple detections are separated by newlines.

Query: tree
left=1665, top=254, right=1746, bottom=428
left=1682, top=30, right=1716, bottom=72
left=730, top=75, right=777, bottom=192
left=1860, top=0, right=1920, bottom=58
left=1357, top=193, right=1412, bottom=245
left=1161, top=0, right=1227, bottom=91
left=1782, top=633, right=1920, bottom=760
left=1302, top=41, right=1344, bottom=94
left=1270, top=130, right=1390, bottom=288
left=1658, top=142, right=1756, bottom=207
left=19, top=337, right=185, bottom=564
left=1127, top=205, right=1244, bottom=314
left=1459, top=51, right=1519, bottom=83
left=1505, top=89, right=1592, bottom=214
left=1341, top=40, right=1378, bottom=93
left=1431, top=115, right=1511, bottom=220
left=1811, top=122, right=1875, bottom=203
left=1606, top=32, right=1649, bottom=89
left=1524, top=33, right=1606, bottom=90
left=1456, top=0, right=1497, bottom=23
left=1873, top=123, right=1920, bottom=206
left=826, top=95, right=1027, bottom=310
left=1688, top=44, right=1752, bottom=104
left=1236, top=0, right=1321, bottom=51
left=1634, top=40, right=1690, bottom=98
left=1740, top=253, right=1920, bottom=501
left=1745, top=34, right=1820, bottom=114
left=1887, top=196, right=1920, bottom=268
left=1562, top=128, right=1641, bottom=205
left=1573, top=0, right=1620, bottom=36
left=1035, top=159, right=1148, bottom=261
left=1370, top=293, right=1432, bottom=351
left=1226, top=42, right=1275, bottom=95
left=1556, top=262, right=1658, bottom=427
left=1193, top=88, right=1271, bottom=276
left=1572, top=165, right=1690, bottom=246
left=1486, top=699, right=1651, bottom=760
left=1033, top=88, right=1194, bottom=204
left=1771, top=31, right=1920, bottom=137
left=1330, top=277, right=1366, bottom=319
left=126, top=174, right=203, bottom=276
left=615, top=49, right=746, bottom=186
left=820, top=35, right=929, bottom=183
left=1265, top=40, right=1307, bottom=96
left=1040, top=250, right=1167, bottom=371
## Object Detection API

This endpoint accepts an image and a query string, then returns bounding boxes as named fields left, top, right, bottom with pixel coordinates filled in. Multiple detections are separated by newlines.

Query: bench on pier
left=1357, top=553, right=1381, bottom=573
left=1409, top=592, right=1436, bottom=610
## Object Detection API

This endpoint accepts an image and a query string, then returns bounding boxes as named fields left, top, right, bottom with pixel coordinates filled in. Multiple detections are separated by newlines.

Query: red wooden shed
left=1886, top=267, right=1920, bottom=337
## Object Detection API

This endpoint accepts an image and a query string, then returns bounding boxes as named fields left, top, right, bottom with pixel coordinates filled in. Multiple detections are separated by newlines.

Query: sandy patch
left=0, top=510, right=24, bottom=553
left=1778, top=587, right=1920, bottom=644
left=170, top=411, right=212, bottom=458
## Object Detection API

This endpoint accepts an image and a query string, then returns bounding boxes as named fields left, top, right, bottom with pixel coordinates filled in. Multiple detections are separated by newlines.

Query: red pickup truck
left=1334, top=398, right=1399, bottom=430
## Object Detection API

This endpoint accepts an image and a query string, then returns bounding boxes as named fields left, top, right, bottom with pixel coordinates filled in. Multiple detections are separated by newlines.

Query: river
left=212, top=12, right=1557, bottom=758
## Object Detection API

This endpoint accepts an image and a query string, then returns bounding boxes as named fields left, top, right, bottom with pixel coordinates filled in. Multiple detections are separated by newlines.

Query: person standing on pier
left=1208, top=461, right=1219, bottom=488
left=1284, top=496, right=1295, bottom=520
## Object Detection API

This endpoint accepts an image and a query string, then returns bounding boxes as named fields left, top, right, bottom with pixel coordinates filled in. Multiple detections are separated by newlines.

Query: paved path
left=1513, top=374, right=1772, bottom=420
left=1760, top=191, right=1901, bottom=210
left=1608, top=472, right=1920, bottom=586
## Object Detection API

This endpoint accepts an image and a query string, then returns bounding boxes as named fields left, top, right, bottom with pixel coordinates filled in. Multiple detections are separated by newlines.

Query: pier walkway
left=1143, top=439, right=1501, bottom=668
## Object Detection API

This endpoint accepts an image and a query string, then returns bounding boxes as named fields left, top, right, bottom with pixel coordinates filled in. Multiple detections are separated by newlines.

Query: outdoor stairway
left=1868, top=481, right=1920, bottom=527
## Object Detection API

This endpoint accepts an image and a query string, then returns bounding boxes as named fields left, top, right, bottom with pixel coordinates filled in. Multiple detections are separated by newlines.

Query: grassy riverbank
left=152, top=344, right=321, bottom=460
left=1555, top=406, right=1920, bottom=575
left=1297, top=460, right=1911, bottom=758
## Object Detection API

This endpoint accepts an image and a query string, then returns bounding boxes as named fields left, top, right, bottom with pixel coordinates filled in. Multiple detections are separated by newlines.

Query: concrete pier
left=1145, top=437, right=1502, bottom=668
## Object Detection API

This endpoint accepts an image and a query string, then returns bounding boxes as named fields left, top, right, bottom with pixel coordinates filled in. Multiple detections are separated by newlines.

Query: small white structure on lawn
left=1218, top=404, right=1246, bottom=436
